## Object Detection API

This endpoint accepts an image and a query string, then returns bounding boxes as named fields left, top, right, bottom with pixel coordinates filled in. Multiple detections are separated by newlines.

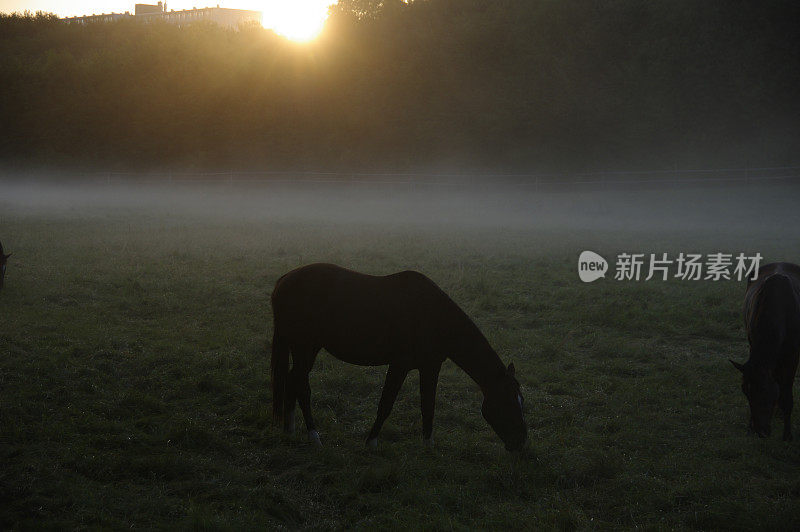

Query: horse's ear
left=729, top=359, right=745, bottom=373
left=507, top=362, right=515, bottom=376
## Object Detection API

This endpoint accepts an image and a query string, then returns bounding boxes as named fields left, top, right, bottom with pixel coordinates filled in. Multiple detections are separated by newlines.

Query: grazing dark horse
left=731, top=262, right=800, bottom=440
left=0, top=241, right=10, bottom=291
left=270, top=263, right=527, bottom=451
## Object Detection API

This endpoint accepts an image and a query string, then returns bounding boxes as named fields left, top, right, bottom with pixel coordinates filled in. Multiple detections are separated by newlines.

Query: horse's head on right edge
left=731, top=358, right=778, bottom=437
left=481, top=362, right=528, bottom=451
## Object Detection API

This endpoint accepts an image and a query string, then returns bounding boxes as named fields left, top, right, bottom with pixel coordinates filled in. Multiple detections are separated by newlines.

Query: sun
left=261, top=0, right=332, bottom=42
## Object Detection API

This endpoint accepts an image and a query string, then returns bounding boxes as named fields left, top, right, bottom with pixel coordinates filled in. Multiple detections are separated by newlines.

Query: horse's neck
left=449, top=342, right=505, bottom=394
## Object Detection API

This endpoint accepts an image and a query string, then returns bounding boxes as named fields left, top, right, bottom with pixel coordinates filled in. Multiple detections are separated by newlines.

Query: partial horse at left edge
left=0, top=241, right=10, bottom=291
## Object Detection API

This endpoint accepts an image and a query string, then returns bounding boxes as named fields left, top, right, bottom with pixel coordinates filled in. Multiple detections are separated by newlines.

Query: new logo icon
left=579, top=251, right=608, bottom=282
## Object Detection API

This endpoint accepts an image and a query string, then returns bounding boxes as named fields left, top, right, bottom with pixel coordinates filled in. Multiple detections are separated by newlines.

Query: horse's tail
left=271, top=325, right=290, bottom=424
left=270, top=273, right=291, bottom=424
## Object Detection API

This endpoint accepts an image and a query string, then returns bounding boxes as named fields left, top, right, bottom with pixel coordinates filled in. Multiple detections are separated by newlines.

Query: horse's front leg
left=366, top=364, right=409, bottom=448
left=419, top=363, right=441, bottom=446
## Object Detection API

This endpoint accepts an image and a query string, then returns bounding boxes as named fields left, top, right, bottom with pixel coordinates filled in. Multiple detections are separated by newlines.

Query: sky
left=0, top=0, right=335, bottom=40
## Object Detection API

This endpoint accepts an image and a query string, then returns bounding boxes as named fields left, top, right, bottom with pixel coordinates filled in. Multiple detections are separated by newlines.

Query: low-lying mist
left=2, top=176, right=798, bottom=239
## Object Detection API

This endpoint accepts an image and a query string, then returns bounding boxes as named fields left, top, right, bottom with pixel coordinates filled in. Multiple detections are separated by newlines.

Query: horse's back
left=745, top=262, right=800, bottom=312
left=271, top=263, right=374, bottom=336
left=748, top=262, right=800, bottom=288
left=271, top=264, right=459, bottom=365
left=745, top=262, right=800, bottom=350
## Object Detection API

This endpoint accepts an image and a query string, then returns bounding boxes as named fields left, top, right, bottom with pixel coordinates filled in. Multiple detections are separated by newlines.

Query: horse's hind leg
left=290, top=344, right=321, bottom=446
left=283, top=371, right=298, bottom=434
left=419, top=363, right=441, bottom=446
left=366, top=364, right=409, bottom=448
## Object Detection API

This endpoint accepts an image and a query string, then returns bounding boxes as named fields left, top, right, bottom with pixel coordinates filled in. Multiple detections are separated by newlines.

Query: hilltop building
left=64, top=2, right=262, bottom=29
left=64, top=11, right=131, bottom=23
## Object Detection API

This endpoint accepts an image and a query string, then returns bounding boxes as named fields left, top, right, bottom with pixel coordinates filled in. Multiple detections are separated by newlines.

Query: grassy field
left=1, top=180, right=800, bottom=529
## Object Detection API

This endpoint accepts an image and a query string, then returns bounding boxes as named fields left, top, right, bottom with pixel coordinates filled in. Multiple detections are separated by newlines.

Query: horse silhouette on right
left=731, top=262, right=800, bottom=440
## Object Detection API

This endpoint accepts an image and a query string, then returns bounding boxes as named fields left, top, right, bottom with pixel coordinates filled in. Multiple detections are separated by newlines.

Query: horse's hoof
left=423, top=437, right=434, bottom=448
left=308, top=430, right=322, bottom=447
left=366, top=438, right=378, bottom=449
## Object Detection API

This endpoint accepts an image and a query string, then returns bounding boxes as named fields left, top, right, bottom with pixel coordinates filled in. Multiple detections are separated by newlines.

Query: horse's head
left=481, top=362, right=527, bottom=451
left=731, top=359, right=778, bottom=437
left=0, top=241, right=9, bottom=290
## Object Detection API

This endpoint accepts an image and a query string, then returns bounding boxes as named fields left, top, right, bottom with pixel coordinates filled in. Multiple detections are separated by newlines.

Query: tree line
left=1, top=0, right=799, bottom=173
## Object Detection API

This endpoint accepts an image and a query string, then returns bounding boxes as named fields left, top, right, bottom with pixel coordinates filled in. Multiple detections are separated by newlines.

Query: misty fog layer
left=3, top=178, right=798, bottom=240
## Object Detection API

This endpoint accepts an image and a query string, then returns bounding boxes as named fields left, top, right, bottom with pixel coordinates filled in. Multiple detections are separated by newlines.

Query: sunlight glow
left=261, top=0, right=332, bottom=42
